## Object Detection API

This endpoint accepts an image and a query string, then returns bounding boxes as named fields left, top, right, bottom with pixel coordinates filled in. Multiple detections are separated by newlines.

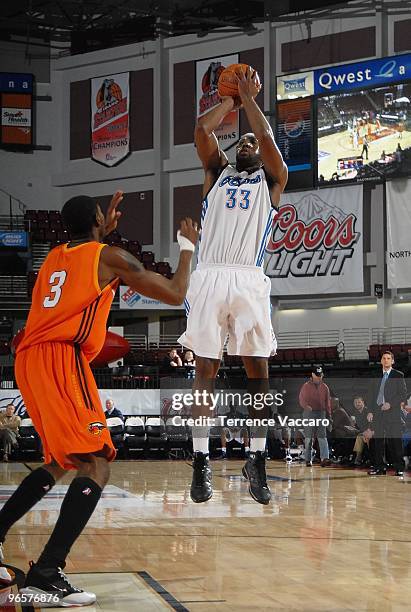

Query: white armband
left=177, top=230, right=195, bottom=252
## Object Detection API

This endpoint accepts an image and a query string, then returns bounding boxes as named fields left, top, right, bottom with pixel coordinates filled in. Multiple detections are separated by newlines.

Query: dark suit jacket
left=370, top=368, right=408, bottom=424
left=104, top=407, right=124, bottom=421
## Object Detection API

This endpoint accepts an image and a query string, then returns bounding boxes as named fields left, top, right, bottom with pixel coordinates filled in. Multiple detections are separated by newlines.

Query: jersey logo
left=87, top=421, right=106, bottom=436
left=219, top=174, right=261, bottom=187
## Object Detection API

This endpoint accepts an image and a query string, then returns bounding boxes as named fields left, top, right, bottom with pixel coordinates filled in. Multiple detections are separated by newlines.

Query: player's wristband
left=177, top=231, right=195, bottom=253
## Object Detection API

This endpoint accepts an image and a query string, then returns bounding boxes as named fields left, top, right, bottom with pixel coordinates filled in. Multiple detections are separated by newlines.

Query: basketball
left=217, top=63, right=260, bottom=98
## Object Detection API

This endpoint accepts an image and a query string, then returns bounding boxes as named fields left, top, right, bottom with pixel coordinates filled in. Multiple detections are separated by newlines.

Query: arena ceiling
left=0, top=0, right=410, bottom=55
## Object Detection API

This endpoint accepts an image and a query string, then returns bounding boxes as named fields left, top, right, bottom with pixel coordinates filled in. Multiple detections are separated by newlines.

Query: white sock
left=192, top=426, right=209, bottom=455
left=250, top=438, right=266, bottom=453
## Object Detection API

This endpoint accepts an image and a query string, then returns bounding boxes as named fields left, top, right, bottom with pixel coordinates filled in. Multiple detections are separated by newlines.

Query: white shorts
left=178, top=264, right=277, bottom=360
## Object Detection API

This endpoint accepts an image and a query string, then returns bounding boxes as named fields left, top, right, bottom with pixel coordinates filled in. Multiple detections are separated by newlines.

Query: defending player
left=179, top=67, right=288, bottom=505
left=0, top=193, right=198, bottom=606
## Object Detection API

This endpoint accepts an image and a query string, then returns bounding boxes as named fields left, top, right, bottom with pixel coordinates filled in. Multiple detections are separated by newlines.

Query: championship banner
left=196, top=54, right=239, bottom=151
left=119, top=286, right=184, bottom=310
left=386, top=181, right=411, bottom=289
left=265, top=185, right=363, bottom=295
left=91, top=72, right=129, bottom=167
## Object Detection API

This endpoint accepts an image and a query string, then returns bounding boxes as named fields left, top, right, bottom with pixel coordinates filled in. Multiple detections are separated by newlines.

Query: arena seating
left=368, top=343, right=410, bottom=362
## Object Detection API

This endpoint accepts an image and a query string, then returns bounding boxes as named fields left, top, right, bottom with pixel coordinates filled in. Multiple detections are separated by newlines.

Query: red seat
left=304, top=348, right=316, bottom=361
left=325, top=346, right=338, bottom=360
left=144, top=262, right=156, bottom=272
left=293, top=349, right=305, bottom=362
left=368, top=345, right=380, bottom=360
left=156, top=262, right=171, bottom=276
left=284, top=349, right=294, bottom=362
left=314, top=347, right=326, bottom=360
left=37, top=210, right=49, bottom=221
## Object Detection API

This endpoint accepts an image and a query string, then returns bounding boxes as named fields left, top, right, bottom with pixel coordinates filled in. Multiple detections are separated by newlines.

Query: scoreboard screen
left=0, top=73, right=34, bottom=149
left=276, top=97, right=314, bottom=190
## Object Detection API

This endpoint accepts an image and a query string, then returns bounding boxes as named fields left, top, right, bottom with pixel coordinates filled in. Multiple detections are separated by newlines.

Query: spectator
left=395, top=143, right=403, bottom=163
left=163, top=349, right=182, bottom=369
left=367, top=351, right=408, bottom=476
left=361, top=135, right=369, bottom=160
left=104, top=399, right=124, bottom=421
left=299, top=366, right=332, bottom=467
left=331, top=397, right=358, bottom=462
left=0, top=404, right=21, bottom=461
left=352, top=396, right=370, bottom=465
left=183, top=350, right=196, bottom=379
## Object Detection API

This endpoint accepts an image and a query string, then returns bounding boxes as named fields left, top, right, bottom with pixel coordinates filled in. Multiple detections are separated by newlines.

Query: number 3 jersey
left=17, top=242, right=118, bottom=362
left=197, top=164, right=274, bottom=267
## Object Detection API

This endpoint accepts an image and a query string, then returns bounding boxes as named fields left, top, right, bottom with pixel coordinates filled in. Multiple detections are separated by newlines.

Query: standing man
left=179, top=67, right=287, bottom=504
left=299, top=367, right=332, bottom=467
left=361, top=135, right=369, bottom=160
left=0, top=404, right=21, bottom=461
left=367, top=351, right=408, bottom=476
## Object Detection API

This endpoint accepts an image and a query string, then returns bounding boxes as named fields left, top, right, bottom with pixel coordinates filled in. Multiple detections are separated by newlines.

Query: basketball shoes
left=190, top=452, right=213, bottom=503
left=242, top=451, right=272, bottom=505
left=20, top=562, right=96, bottom=607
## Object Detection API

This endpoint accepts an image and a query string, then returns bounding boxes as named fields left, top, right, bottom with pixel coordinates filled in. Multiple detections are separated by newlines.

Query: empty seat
left=368, top=345, right=380, bottom=360
left=145, top=417, right=166, bottom=450
left=156, top=262, right=171, bottom=276
left=124, top=416, right=146, bottom=455
left=303, top=348, right=316, bottom=361
left=314, top=347, right=326, bottom=360
left=18, top=418, right=40, bottom=455
left=165, top=417, right=189, bottom=458
left=37, top=210, right=49, bottom=221
left=141, top=251, right=155, bottom=265
left=293, top=349, right=305, bottom=362
left=284, top=349, right=294, bottom=362
left=144, top=262, right=156, bottom=272
left=106, top=416, right=125, bottom=453
left=325, top=346, right=338, bottom=360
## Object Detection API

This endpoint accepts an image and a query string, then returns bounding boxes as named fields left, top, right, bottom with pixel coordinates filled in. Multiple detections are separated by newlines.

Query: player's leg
left=21, top=452, right=109, bottom=606
left=241, top=356, right=272, bottom=505
left=190, top=356, right=220, bottom=503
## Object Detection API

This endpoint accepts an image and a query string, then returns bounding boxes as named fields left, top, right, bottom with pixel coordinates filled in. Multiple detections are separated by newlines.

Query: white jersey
left=197, top=164, right=274, bottom=267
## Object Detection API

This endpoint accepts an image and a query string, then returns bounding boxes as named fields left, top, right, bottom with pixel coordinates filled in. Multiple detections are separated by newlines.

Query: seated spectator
left=0, top=404, right=21, bottom=461
left=104, top=399, right=124, bottom=421
left=331, top=397, right=358, bottom=461
left=351, top=396, right=371, bottom=465
left=163, top=349, right=182, bottom=369
left=183, top=350, right=196, bottom=379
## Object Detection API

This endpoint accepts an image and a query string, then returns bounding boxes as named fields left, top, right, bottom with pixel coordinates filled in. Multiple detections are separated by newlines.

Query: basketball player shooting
left=0, top=192, right=198, bottom=606
left=179, top=67, right=288, bottom=504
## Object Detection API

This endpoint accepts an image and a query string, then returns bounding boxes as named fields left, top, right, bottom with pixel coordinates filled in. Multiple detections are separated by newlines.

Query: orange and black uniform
left=15, top=242, right=118, bottom=469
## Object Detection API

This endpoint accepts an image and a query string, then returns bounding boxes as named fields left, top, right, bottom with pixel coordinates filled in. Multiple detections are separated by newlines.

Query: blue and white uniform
left=178, top=164, right=277, bottom=359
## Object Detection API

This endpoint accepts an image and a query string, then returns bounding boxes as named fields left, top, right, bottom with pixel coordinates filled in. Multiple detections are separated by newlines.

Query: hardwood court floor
left=0, top=460, right=410, bottom=611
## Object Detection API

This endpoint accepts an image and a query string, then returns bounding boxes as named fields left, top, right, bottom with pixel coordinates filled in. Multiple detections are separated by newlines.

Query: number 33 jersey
left=18, top=242, right=118, bottom=362
left=198, top=164, right=274, bottom=267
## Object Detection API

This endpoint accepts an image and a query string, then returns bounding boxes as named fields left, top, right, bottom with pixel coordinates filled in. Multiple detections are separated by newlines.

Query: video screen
left=317, top=82, right=411, bottom=184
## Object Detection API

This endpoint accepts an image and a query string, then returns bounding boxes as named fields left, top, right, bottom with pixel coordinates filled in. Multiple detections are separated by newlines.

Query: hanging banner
left=91, top=72, right=129, bottom=167
left=386, top=180, right=411, bottom=289
left=265, top=185, right=363, bottom=295
left=196, top=53, right=239, bottom=151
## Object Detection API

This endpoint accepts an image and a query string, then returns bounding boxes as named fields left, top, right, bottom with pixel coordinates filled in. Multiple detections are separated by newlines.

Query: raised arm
left=195, top=98, right=235, bottom=196
left=237, top=68, right=288, bottom=205
left=99, top=218, right=199, bottom=306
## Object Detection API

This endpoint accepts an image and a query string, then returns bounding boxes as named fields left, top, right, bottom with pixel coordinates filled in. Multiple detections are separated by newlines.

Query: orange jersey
left=18, top=242, right=118, bottom=362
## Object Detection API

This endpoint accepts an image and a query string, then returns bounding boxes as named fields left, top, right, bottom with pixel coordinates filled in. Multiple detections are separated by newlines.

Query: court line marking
left=137, top=570, right=190, bottom=612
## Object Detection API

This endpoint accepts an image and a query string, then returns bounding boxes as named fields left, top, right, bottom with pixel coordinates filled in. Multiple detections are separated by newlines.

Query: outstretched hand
left=179, top=217, right=200, bottom=247
left=105, top=190, right=123, bottom=236
left=236, top=66, right=261, bottom=103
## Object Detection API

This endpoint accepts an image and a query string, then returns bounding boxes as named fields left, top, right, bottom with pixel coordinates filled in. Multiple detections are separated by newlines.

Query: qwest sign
left=314, top=52, right=411, bottom=95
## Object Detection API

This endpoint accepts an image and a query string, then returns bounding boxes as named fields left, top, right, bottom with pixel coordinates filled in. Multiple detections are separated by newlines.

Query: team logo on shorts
left=87, top=422, right=106, bottom=436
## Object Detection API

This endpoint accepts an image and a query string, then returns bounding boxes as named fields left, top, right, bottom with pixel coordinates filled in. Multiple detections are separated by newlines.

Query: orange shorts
left=15, top=342, right=116, bottom=470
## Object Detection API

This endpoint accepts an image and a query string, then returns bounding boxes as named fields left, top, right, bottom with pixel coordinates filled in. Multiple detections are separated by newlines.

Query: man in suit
left=367, top=351, right=408, bottom=476
left=104, top=399, right=124, bottom=421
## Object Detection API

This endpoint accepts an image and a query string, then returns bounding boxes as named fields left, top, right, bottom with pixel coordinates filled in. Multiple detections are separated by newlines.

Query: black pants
left=373, top=415, right=404, bottom=471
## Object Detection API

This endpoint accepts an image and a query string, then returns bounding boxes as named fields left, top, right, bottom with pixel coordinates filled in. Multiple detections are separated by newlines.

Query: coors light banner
left=265, top=185, right=363, bottom=295
left=91, top=72, right=129, bottom=167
